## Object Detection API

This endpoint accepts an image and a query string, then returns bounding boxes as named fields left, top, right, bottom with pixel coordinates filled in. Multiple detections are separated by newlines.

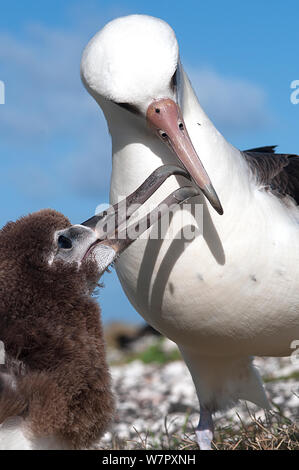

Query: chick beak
left=81, top=165, right=199, bottom=254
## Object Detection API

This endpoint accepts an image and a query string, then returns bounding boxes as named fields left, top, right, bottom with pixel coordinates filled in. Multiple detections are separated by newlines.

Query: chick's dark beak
left=81, top=165, right=199, bottom=254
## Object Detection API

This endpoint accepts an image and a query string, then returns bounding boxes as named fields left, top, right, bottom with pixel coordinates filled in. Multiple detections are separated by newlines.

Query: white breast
left=114, top=184, right=299, bottom=357
left=109, top=75, right=299, bottom=359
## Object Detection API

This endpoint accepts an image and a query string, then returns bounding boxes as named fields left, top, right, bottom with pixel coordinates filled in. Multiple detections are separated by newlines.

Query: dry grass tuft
left=213, top=410, right=299, bottom=450
left=178, top=408, right=299, bottom=451
left=101, top=408, right=298, bottom=450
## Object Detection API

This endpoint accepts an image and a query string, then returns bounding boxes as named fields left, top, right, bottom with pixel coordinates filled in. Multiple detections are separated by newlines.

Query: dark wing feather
left=245, top=145, right=278, bottom=154
left=242, top=147, right=299, bottom=204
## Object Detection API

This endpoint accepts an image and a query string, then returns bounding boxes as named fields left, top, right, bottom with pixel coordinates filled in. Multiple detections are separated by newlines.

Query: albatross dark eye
left=117, top=102, right=140, bottom=114
left=171, top=69, right=177, bottom=91
left=58, top=235, right=72, bottom=250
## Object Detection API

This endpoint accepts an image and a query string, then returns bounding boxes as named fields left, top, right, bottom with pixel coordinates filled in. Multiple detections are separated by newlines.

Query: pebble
left=102, top=341, right=298, bottom=449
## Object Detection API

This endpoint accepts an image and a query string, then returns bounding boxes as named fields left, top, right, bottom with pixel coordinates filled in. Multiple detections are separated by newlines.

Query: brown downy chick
left=0, top=209, right=114, bottom=449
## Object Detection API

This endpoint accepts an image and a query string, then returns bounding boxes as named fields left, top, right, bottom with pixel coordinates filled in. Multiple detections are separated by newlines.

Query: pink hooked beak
left=146, top=98, right=223, bottom=215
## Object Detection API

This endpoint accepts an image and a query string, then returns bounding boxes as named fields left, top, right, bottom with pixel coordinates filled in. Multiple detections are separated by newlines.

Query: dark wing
left=242, top=146, right=299, bottom=204
left=245, top=145, right=278, bottom=154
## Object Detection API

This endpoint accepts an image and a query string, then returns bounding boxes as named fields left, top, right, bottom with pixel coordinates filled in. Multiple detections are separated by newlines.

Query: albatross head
left=81, top=14, right=223, bottom=215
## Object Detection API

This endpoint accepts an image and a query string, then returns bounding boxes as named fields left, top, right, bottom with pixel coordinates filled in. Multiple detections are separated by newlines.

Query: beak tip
left=201, top=183, right=223, bottom=216
left=215, top=202, right=224, bottom=216
left=212, top=201, right=224, bottom=216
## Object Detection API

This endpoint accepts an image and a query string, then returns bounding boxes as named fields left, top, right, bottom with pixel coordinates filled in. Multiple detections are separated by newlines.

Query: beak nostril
left=155, top=108, right=160, bottom=113
left=58, top=235, right=73, bottom=250
left=179, top=122, right=184, bottom=131
left=158, top=130, right=168, bottom=139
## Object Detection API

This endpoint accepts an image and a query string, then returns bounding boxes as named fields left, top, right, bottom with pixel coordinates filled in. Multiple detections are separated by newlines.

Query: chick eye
left=58, top=235, right=72, bottom=250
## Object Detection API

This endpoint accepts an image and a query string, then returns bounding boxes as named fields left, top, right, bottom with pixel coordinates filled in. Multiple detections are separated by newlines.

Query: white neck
left=177, top=66, right=251, bottom=209
left=97, top=65, right=251, bottom=215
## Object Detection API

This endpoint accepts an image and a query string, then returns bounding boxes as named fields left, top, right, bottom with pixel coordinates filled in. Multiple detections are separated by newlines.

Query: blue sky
left=0, top=0, right=298, bottom=324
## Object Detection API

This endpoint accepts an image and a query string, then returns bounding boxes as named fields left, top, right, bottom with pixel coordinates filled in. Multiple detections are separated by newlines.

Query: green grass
left=264, top=371, right=299, bottom=383
left=125, top=338, right=182, bottom=365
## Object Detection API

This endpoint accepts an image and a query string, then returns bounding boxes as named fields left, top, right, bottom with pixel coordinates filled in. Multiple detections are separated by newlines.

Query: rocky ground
left=99, top=329, right=299, bottom=450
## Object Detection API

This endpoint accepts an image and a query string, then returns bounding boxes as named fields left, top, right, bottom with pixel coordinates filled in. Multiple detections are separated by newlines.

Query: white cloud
left=189, top=67, right=273, bottom=133
left=0, top=17, right=274, bottom=199
left=0, top=25, right=98, bottom=138
left=0, top=21, right=112, bottom=198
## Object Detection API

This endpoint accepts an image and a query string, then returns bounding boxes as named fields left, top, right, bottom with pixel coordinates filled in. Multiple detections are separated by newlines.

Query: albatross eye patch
left=58, top=235, right=73, bottom=250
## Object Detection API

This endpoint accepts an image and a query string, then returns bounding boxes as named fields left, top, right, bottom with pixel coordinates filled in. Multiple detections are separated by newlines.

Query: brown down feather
left=0, top=209, right=115, bottom=449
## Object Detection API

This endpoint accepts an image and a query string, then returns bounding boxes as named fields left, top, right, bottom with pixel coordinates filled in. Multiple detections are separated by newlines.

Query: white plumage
left=81, top=14, right=299, bottom=449
left=81, top=15, right=178, bottom=109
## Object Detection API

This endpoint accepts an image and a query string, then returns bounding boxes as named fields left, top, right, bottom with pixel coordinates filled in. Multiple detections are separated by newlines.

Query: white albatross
left=81, top=14, right=299, bottom=449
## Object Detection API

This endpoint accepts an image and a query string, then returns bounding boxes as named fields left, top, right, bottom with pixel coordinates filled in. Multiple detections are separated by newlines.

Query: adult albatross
left=81, top=14, right=299, bottom=449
